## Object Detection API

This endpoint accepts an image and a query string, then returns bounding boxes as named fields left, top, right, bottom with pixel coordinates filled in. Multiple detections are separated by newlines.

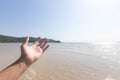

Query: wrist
left=19, top=56, right=31, bottom=67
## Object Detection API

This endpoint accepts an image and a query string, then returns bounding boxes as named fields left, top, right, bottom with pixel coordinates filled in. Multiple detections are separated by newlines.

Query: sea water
left=0, top=42, right=120, bottom=80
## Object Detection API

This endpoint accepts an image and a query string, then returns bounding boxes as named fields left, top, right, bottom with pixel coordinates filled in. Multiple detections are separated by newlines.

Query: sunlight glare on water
left=105, top=75, right=115, bottom=80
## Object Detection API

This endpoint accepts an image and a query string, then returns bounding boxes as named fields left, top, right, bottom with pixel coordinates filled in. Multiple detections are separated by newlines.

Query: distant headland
left=0, top=34, right=61, bottom=43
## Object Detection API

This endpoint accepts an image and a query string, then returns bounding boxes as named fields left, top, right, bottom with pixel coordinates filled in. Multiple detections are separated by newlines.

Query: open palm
left=21, top=36, right=49, bottom=66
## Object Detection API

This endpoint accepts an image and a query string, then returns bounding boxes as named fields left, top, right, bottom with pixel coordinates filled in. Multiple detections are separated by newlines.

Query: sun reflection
left=105, top=75, right=115, bottom=80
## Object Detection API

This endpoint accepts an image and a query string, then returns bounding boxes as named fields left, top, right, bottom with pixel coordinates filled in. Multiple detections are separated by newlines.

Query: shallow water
left=0, top=43, right=120, bottom=80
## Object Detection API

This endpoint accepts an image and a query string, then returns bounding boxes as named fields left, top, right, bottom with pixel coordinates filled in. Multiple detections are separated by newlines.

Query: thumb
left=22, top=36, right=29, bottom=45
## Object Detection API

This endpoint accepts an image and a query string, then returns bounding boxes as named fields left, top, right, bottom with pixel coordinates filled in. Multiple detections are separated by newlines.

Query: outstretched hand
left=0, top=36, right=49, bottom=80
left=20, top=36, right=49, bottom=66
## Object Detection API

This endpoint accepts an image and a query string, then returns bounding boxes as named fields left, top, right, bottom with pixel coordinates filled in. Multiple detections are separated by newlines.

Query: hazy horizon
left=0, top=0, right=120, bottom=42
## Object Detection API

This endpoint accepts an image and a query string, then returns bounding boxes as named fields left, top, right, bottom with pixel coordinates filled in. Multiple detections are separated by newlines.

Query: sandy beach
left=0, top=43, right=120, bottom=80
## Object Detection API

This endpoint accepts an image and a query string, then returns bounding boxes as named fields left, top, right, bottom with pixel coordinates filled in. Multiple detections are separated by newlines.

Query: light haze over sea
left=0, top=0, right=120, bottom=80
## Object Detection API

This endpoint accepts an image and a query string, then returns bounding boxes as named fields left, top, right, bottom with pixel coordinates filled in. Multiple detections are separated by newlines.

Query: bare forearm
left=0, top=57, right=28, bottom=80
left=0, top=36, right=49, bottom=80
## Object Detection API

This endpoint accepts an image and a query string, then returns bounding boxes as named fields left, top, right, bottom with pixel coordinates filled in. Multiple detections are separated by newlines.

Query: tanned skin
left=0, top=36, right=49, bottom=80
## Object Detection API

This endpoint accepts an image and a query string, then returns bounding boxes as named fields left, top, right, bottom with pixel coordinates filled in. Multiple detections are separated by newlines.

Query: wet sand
left=0, top=43, right=120, bottom=80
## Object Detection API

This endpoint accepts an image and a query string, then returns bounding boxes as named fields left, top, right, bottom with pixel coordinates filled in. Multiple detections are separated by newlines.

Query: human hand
left=20, top=36, right=49, bottom=66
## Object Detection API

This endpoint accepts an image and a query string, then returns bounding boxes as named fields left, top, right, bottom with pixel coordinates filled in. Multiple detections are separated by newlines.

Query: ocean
left=0, top=42, right=120, bottom=80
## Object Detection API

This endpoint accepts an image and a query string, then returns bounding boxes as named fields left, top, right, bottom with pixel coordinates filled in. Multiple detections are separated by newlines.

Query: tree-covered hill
left=0, top=35, right=61, bottom=43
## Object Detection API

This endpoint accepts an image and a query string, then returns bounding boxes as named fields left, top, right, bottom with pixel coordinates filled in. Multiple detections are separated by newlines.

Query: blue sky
left=0, top=0, right=120, bottom=42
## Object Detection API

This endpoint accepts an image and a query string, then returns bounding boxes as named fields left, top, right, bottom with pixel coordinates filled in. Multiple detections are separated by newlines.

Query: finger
left=33, top=37, right=40, bottom=45
left=22, top=36, right=29, bottom=45
left=38, top=38, right=46, bottom=46
left=43, top=45, right=50, bottom=52
left=40, top=38, right=48, bottom=48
